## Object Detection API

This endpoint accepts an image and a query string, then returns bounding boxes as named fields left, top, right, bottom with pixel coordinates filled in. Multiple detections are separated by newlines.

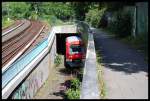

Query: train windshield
left=70, top=45, right=82, bottom=54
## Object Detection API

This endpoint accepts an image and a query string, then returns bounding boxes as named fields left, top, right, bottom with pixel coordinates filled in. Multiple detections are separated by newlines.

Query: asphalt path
left=93, top=28, right=148, bottom=99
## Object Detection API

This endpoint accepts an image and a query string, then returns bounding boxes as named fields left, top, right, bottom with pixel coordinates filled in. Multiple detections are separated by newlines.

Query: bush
left=65, top=89, right=80, bottom=99
left=85, top=8, right=106, bottom=28
left=70, top=78, right=80, bottom=90
left=65, top=78, right=81, bottom=99
left=29, top=11, right=38, bottom=20
left=39, top=14, right=64, bottom=26
left=108, top=11, right=132, bottom=38
left=2, top=17, right=14, bottom=28
left=7, top=2, right=30, bottom=19
left=54, top=55, right=62, bottom=67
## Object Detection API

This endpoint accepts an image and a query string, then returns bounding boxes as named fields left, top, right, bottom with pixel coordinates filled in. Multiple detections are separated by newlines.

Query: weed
left=65, top=88, right=80, bottom=99
left=65, top=77, right=81, bottom=99
left=96, top=50, right=106, bottom=99
left=54, top=54, right=62, bottom=67
left=70, top=78, right=80, bottom=90
left=2, top=18, right=14, bottom=29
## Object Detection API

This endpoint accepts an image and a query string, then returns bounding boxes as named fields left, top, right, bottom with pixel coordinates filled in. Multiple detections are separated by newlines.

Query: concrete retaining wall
left=80, top=33, right=100, bottom=99
left=10, top=36, right=56, bottom=99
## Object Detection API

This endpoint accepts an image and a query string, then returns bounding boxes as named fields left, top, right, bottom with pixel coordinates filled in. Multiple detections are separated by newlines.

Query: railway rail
left=2, top=22, right=24, bottom=36
left=2, top=20, right=44, bottom=67
left=2, top=20, right=22, bottom=35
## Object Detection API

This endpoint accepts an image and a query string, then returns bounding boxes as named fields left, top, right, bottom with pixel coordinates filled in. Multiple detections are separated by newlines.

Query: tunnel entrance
left=56, top=33, right=81, bottom=55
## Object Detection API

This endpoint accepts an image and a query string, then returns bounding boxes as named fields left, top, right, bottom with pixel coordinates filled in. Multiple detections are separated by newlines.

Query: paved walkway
left=93, top=29, right=148, bottom=99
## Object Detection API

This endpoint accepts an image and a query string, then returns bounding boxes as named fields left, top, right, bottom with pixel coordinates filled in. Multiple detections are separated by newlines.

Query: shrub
left=108, top=11, right=132, bottom=38
left=29, top=11, right=38, bottom=20
left=65, top=88, right=80, bottom=99
left=65, top=78, right=81, bottom=99
left=70, top=78, right=80, bottom=90
left=2, top=17, right=14, bottom=28
left=85, top=8, right=106, bottom=28
left=54, top=55, right=62, bottom=67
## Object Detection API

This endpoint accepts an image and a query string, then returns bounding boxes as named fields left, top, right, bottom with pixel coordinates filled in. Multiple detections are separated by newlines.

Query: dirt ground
left=33, top=55, right=76, bottom=99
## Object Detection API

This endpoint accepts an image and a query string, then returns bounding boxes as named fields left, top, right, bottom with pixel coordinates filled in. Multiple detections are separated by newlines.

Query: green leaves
left=85, top=7, right=106, bottom=28
left=2, top=18, right=14, bottom=29
left=108, top=11, right=132, bottom=38
left=65, top=88, right=80, bottom=99
left=70, top=78, right=80, bottom=90
left=8, top=2, right=30, bottom=19
left=2, top=2, right=74, bottom=21
left=54, top=55, right=62, bottom=67
left=65, top=78, right=81, bottom=99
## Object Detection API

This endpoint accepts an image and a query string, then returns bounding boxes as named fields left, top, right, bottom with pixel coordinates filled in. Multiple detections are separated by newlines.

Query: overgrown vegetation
left=96, top=51, right=106, bottom=98
left=2, top=2, right=75, bottom=26
left=85, top=7, right=106, bottom=28
left=65, top=68, right=83, bottom=99
left=107, top=10, right=132, bottom=38
left=65, top=88, right=80, bottom=99
left=2, top=18, right=14, bottom=29
left=65, top=78, right=81, bottom=99
left=76, top=21, right=89, bottom=51
left=54, top=54, right=62, bottom=67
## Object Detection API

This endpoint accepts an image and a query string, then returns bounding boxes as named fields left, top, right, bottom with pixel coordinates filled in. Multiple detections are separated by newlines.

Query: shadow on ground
left=52, top=79, right=72, bottom=99
left=93, top=30, right=148, bottom=75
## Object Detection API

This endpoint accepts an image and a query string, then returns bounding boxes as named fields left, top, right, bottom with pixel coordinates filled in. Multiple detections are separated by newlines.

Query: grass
left=2, top=18, right=14, bottom=29
left=96, top=51, right=106, bottom=99
left=65, top=68, right=83, bottom=99
left=65, top=78, right=81, bottom=99
left=62, top=21, right=75, bottom=25
left=42, top=19, right=51, bottom=28
left=54, top=54, right=62, bottom=67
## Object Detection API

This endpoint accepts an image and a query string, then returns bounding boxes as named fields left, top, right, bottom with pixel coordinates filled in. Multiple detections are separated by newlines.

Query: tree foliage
left=2, top=2, right=134, bottom=38
left=2, top=2, right=75, bottom=22
left=85, top=6, right=106, bottom=28
left=108, top=10, right=132, bottom=38
left=71, top=2, right=92, bottom=21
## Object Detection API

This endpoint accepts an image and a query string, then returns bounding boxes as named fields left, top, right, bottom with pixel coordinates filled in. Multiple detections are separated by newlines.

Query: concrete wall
left=136, top=2, right=148, bottom=35
left=49, top=36, right=56, bottom=68
left=123, top=6, right=136, bottom=37
left=10, top=37, right=56, bottom=99
left=124, top=2, right=148, bottom=37
left=80, top=33, right=100, bottom=99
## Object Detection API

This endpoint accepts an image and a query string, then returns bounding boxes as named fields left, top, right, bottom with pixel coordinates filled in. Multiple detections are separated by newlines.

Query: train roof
left=66, top=36, right=82, bottom=43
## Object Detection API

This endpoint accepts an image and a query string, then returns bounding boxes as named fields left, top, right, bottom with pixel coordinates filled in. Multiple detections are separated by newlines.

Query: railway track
left=2, top=20, right=22, bottom=34
left=2, top=20, right=44, bottom=67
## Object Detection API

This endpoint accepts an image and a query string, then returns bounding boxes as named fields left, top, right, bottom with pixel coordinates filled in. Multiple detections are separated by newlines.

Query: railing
left=2, top=38, right=48, bottom=89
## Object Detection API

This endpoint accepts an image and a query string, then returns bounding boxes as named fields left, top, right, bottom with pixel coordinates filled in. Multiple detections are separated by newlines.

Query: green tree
left=85, top=5, right=106, bottom=28
left=7, top=2, right=30, bottom=19
left=71, top=2, right=92, bottom=21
